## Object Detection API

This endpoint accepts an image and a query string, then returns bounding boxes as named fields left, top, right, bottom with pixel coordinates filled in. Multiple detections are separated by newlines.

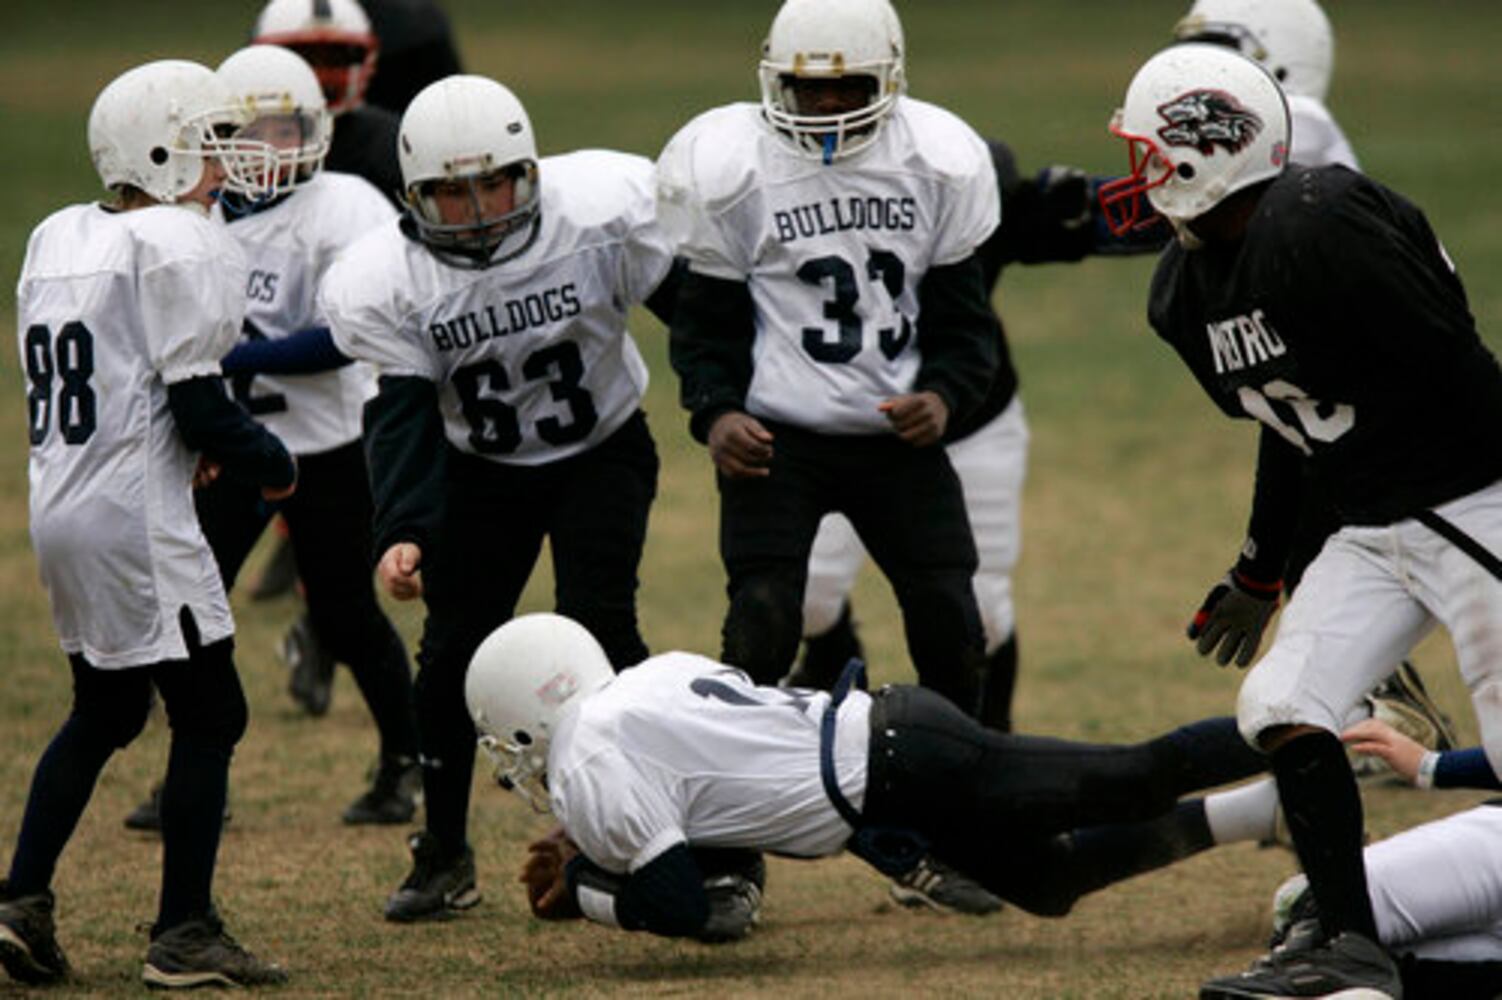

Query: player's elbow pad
left=567, top=845, right=710, bottom=938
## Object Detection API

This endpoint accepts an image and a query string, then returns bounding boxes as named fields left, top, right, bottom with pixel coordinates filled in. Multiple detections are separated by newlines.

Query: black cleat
left=343, top=756, right=421, bottom=826
left=889, top=856, right=1003, bottom=916
left=123, top=783, right=231, bottom=834
left=1200, top=931, right=1401, bottom=999
left=143, top=912, right=287, bottom=988
left=283, top=613, right=335, bottom=717
left=384, top=832, right=481, bottom=923
left=0, top=883, right=70, bottom=985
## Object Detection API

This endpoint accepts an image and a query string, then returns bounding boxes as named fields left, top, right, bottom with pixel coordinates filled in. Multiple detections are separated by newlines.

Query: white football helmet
left=251, top=0, right=379, bottom=114
left=216, top=45, right=332, bottom=201
left=88, top=59, right=259, bottom=206
left=1174, top=0, right=1334, bottom=102
left=758, top=0, right=906, bottom=163
left=398, top=75, right=541, bottom=268
left=1100, top=44, right=1289, bottom=235
left=465, top=613, right=615, bottom=813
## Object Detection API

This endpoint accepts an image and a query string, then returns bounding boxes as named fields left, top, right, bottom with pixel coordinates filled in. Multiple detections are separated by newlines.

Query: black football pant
left=6, top=609, right=245, bottom=932
left=861, top=685, right=1266, bottom=916
left=414, top=412, right=658, bottom=858
left=717, top=421, right=985, bottom=711
left=195, top=440, right=417, bottom=762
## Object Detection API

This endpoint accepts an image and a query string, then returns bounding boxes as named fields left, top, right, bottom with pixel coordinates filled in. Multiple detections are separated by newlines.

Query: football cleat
left=1351, top=660, right=1458, bottom=784
left=384, top=832, right=481, bottom=923
left=696, top=873, right=763, bottom=944
left=123, top=783, right=232, bottom=834
left=889, top=856, right=1003, bottom=916
left=283, top=612, right=336, bottom=717
left=1200, top=931, right=1400, bottom=999
left=0, top=883, right=70, bottom=986
left=143, top=911, right=286, bottom=988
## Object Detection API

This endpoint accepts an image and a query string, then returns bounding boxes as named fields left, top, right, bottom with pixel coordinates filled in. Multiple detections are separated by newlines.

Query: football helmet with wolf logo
left=1101, top=44, right=1289, bottom=234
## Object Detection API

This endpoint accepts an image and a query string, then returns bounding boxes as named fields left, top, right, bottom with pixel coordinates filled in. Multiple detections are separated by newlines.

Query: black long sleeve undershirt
left=166, top=376, right=294, bottom=490
left=668, top=269, right=757, bottom=444
left=1239, top=425, right=1305, bottom=584
left=566, top=844, right=709, bottom=938
left=362, top=374, right=448, bottom=561
left=913, top=253, right=1001, bottom=430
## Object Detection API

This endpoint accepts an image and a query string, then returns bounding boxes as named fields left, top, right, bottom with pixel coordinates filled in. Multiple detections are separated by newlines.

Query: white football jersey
left=17, top=203, right=245, bottom=668
left=1288, top=94, right=1359, bottom=170
left=213, top=171, right=393, bottom=456
left=322, top=150, right=672, bottom=466
left=548, top=651, right=871, bottom=874
left=656, top=98, right=1000, bottom=433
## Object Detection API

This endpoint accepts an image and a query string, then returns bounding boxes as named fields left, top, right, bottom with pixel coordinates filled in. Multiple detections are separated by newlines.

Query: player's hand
left=1187, top=570, right=1280, bottom=667
left=519, top=826, right=582, bottom=920
left=1341, top=718, right=1427, bottom=785
left=378, top=541, right=424, bottom=601
left=697, top=873, right=763, bottom=944
left=192, top=456, right=221, bottom=490
left=708, top=411, right=774, bottom=479
left=879, top=391, right=948, bottom=446
left=262, top=456, right=298, bottom=502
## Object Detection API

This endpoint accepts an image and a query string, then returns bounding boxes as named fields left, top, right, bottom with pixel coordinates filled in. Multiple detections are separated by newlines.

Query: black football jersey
left=1149, top=165, right=1502, bottom=526
left=326, top=105, right=403, bottom=209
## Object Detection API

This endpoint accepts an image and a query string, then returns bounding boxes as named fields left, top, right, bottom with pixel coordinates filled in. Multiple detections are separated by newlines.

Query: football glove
left=696, top=873, right=762, bottom=944
left=1188, top=570, right=1280, bottom=667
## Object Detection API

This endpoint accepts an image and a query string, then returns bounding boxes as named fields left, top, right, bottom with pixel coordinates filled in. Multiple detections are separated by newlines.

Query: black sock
left=1154, top=716, right=1268, bottom=795
left=976, top=633, right=1018, bottom=732
left=6, top=716, right=116, bottom=896
left=156, top=738, right=232, bottom=930
left=421, top=745, right=477, bottom=859
left=1272, top=730, right=1377, bottom=941
left=1060, top=800, right=1215, bottom=901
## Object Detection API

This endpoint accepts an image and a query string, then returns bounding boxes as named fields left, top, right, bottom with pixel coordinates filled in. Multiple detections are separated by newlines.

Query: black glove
left=696, top=873, right=762, bottom=944
left=1187, top=570, right=1281, bottom=667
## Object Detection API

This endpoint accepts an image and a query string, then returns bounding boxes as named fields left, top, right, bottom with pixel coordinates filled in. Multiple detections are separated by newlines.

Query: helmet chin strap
left=822, top=132, right=837, bottom=166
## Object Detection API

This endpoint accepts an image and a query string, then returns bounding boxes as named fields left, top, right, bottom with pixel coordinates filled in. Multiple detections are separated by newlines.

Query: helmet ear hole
left=513, top=730, right=532, bottom=746
left=150, top=147, right=170, bottom=166
left=1177, top=162, right=1197, bottom=180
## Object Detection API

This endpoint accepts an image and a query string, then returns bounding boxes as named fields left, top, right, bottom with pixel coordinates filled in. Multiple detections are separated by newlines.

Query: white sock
left=1204, top=777, right=1279, bottom=844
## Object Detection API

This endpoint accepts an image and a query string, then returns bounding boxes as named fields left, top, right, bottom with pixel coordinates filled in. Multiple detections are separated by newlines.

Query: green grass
left=2, top=1, right=1501, bottom=996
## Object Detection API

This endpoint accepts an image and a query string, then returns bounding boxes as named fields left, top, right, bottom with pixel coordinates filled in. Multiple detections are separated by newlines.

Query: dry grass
left=2, top=1, right=1500, bottom=996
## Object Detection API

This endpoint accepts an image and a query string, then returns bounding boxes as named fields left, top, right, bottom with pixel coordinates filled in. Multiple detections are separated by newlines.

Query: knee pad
left=723, top=578, right=802, bottom=684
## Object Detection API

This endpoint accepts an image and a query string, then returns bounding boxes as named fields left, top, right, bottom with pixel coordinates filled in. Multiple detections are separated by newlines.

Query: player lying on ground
left=1233, top=718, right=1502, bottom=1000
left=465, top=613, right=1283, bottom=942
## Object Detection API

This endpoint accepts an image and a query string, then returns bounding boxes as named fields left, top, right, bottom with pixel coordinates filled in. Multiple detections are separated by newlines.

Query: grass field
left=2, top=1, right=1501, bottom=996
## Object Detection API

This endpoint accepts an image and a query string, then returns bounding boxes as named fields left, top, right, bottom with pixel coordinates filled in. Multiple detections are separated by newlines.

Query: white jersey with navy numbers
left=656, top=97, right=1000, bottom=433
left=213, top=171, right=394, bottom=455
left=1288, top=94, right=1358, bottom=171
left=548, top=651, right=872, bottom=874
left=17, top=203, right=245, bottom=668
left=322, top=150, right=672, bottom=466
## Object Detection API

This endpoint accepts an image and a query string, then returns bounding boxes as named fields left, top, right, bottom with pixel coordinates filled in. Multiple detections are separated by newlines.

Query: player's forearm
left=362, top=374, right=448, bottom=558
left=565, top=845, right=710, bottom=939
left=668, top=270, right=756, bottom=443
left=220, top=326, right=352, bottom=376
left=167, top=376, right=295, bottom=490
left=1416, top=747, right=1502, bottom=791
left=913, top=254, right=1000, bottom=426
left=1238, top=426, right=1303, bottom=585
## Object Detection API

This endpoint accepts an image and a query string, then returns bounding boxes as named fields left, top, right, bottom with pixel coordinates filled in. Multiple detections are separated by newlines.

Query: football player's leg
left=1358, top=805, right=1502, bottom=961
left=853, top=446, right=984, bottom=711
left=793, top=513, right=867, bottom=689
left=1238, top=529, right=1432, bottom=944
left=946, top=398, right=1027, bottom=730
left=284, top=447, right=417, bottom=753
left=6, top=656, right=153, bottom=896
left=192, top=474, right=276, bottom=591
left=151, top=612, right=248, bottom=931
left=718, top=425, right=829, bottom=685
left=1413, top=481, right=1502, bottom=780
left=549, top=413, right=658, bottom=669
left=416, top=467, right=544, bottom=859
